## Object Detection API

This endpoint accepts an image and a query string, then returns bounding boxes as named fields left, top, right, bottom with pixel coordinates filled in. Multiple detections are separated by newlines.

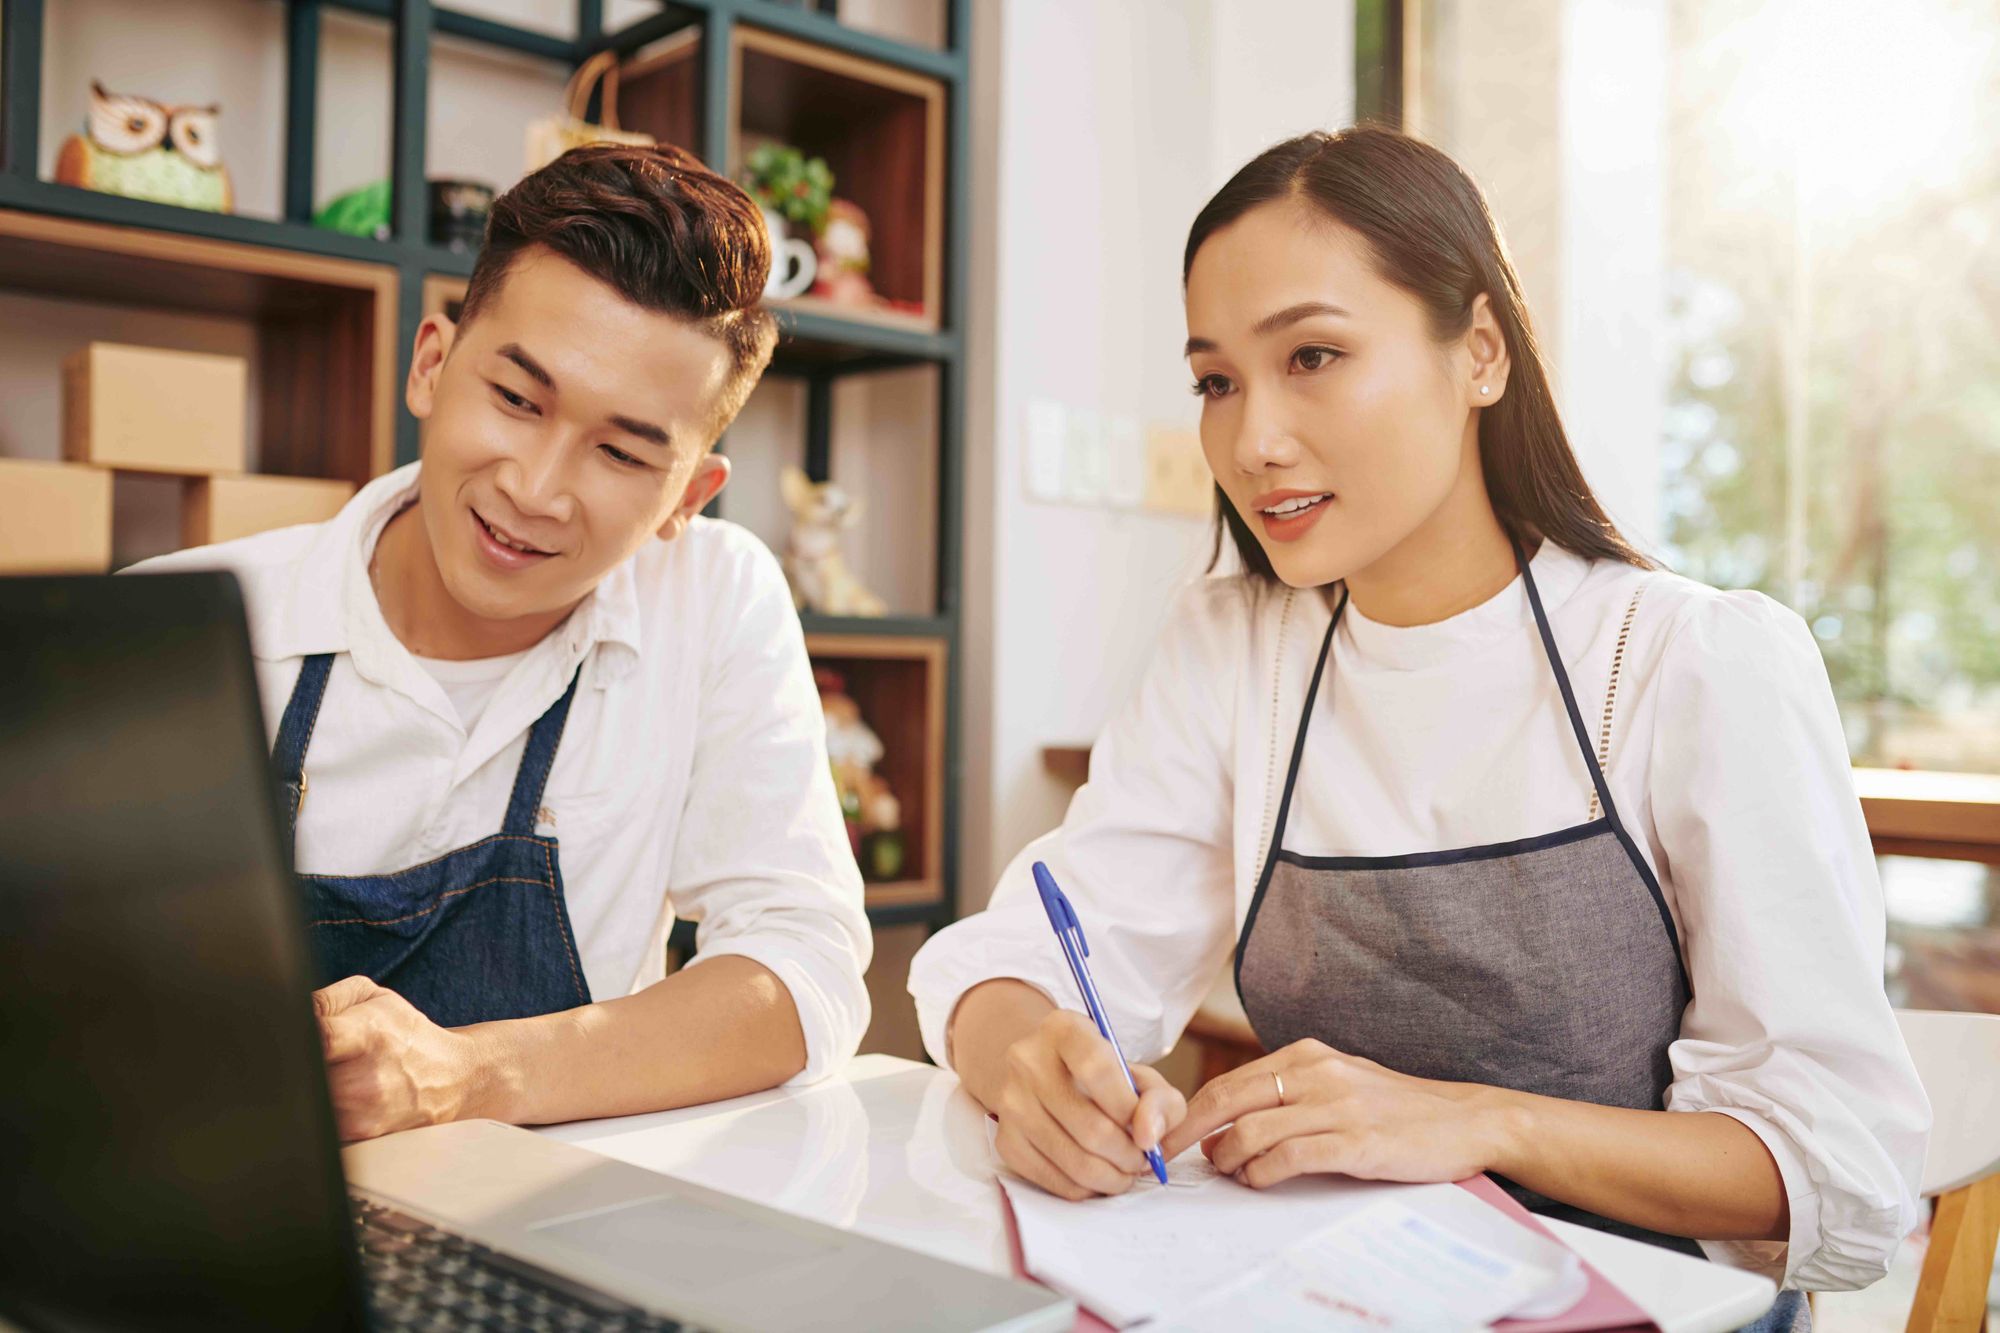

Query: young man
left=133, top=144, right=871, bottom=1140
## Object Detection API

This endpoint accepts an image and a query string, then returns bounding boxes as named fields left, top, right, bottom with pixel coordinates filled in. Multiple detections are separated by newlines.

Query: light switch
left=1104, top=415, right=1145, bottom=509
left=1026, top=398, right=1067, bottom=503
left=1064, top=408, right=1107, bottom=505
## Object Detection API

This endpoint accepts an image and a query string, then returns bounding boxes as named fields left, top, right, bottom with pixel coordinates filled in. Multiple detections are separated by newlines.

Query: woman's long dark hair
left=1188, top=127, right=1651, bottom=578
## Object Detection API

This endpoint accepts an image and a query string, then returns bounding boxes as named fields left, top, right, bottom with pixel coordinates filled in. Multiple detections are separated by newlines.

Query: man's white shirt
left=132, top=462, right=871, bottom=1082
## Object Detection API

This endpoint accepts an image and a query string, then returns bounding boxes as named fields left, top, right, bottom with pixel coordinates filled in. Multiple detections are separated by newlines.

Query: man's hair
left=458, top=142, right=779, bottom=440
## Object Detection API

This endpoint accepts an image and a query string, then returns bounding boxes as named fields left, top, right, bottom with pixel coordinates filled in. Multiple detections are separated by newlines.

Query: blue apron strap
left=270, top=654, right=335, bottom=839
left=502, top=666, right=584, bottom=836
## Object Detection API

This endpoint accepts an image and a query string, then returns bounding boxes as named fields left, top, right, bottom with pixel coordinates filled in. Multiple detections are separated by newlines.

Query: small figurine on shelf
left=857, top=777, right=906, bottom=882
left=811, top=198, right=879, bottom=310
left=56, top=81, right=233, bottom=213
left=815, top=668, right=907, bottom=882
left=780, top=465, right=886, bottom=618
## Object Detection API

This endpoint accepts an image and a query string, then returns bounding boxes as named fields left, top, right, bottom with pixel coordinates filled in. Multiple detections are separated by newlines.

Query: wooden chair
left=1899, top=1008, right=2000, bottom=1333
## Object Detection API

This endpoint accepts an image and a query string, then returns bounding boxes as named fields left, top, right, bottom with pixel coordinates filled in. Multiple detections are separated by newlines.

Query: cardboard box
left=0, top=458, right=113, bottom=573
left=183, top=474, right=355, bottom=547
left=63, top=342, right=247, bottom=476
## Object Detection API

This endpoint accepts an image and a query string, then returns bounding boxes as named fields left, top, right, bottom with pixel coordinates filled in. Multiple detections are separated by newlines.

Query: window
left=1661, top=0, right=2000, bottom=774
left=1409, top=0, right=2000, bottom=775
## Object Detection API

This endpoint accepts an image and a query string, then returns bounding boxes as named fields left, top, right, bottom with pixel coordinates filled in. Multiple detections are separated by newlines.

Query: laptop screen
left=0, top=573, right=364, bottom=1332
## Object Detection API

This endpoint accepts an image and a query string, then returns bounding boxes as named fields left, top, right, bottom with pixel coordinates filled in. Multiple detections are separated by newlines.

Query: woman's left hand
left=1157, top=1039, right=1520, bottom=1189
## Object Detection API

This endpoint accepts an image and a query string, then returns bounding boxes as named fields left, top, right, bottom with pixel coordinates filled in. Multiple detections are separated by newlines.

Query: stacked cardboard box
left=0, top=458, right=113, bottom=573
left=11, top=341, right=356, bottom=565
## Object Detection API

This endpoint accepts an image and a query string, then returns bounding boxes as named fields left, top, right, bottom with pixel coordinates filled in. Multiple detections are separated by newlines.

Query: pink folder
left=1000, top=1173, right=1657, bottom=1331
left=1457, top=1175, right=1655, bottom=1333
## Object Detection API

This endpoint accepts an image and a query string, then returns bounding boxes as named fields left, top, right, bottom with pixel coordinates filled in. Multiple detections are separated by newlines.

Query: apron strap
left=502, top=666, right=585, bottom=836
left=1517, top=542, right=1687, bottom=966
left=270, top=653, right=335, bottom=840
left=1236, top=587, right=1348, bottom=1002
left=1515, top=541, right=1626, bottom=829
left=1263, top=587, right=1348, bottom=869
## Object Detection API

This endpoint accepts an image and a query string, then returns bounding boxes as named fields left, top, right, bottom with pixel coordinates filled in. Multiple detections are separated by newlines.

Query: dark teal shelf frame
left=0, top=0, right=970, bottom=933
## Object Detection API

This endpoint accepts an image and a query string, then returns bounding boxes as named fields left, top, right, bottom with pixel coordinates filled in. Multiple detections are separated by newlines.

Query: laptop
left=0, top=572, right=1071, bottom=1333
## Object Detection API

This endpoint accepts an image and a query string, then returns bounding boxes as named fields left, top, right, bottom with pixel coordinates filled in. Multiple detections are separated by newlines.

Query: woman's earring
left=1479, top=386, right=1492, bottom=396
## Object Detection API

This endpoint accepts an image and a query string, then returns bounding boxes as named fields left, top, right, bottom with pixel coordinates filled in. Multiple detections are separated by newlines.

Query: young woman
left=909, top=129, right=1927, bottom=1329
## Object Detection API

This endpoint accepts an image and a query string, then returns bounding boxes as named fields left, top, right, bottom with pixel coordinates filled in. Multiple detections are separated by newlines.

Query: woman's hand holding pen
left=950, top=980, right=1186, bottom=1201
left=994, top=1009, right=1187, bottom=1200
left=1159, top=1039, right=1520, bottom=1190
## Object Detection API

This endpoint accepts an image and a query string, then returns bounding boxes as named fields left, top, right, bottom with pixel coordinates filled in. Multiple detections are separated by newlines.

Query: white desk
left=539, top=1055, right=1776, bottom=1333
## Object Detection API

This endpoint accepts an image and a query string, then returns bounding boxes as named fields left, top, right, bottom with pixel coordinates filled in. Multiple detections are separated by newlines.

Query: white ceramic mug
left=762, top=207, right=817, bottom=300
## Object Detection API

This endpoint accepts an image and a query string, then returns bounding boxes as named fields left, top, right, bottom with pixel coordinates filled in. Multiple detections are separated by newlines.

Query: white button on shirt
left=132, top=463, right=872, bottom=1084
left=910, top=542, right=1929, bottom=1290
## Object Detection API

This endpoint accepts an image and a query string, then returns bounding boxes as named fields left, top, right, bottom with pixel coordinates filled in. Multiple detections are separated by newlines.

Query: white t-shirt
left=911, top=542, right=1929, bottom=1291
left=412, top=648, right=531, bottom=736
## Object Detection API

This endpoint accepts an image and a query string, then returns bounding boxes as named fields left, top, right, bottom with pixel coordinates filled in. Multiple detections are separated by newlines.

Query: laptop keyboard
left=353, top=1195, right=696, bottom=1332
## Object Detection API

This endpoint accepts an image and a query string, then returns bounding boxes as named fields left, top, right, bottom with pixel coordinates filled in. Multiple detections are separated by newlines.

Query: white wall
left=960, top=0, right=1356, bottom=905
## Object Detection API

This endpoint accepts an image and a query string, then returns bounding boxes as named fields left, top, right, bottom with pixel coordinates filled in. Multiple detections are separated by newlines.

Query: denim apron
left=270, top=653, right=594, bottom=1028
left=1234, top=549, right=1810, bottom=1330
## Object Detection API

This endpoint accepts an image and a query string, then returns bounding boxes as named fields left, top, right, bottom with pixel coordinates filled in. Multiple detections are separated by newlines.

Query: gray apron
left=1236, top=546, right=1703, bottom=1257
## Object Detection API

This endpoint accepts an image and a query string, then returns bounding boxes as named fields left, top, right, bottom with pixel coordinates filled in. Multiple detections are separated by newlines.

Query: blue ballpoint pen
left=1032, top=860, right=1171, bottom=1185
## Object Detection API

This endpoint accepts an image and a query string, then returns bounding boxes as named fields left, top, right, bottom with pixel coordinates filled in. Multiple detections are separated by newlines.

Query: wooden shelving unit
left=0, top=0, right=973, bottom=944
left=0, top=208, right=396, bottom=484
left=617, top=22, right=952, bottom=343
left=604, top=1, right=968, bottom=938
left=809, top=632, right=947, bottom=913
left=731, top=26, right=945, bottom=333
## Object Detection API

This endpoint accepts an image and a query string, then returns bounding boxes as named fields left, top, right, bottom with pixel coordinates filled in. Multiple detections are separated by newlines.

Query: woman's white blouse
left=910, top=542, right=1928, bottom=1290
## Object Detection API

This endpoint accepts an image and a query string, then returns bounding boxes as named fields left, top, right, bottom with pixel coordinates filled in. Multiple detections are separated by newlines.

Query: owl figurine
left=55, top=81, right=233, bottom=213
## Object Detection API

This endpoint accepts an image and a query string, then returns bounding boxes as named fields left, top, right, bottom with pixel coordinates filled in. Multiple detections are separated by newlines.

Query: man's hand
left=314, top=976, right=485, bottom=1142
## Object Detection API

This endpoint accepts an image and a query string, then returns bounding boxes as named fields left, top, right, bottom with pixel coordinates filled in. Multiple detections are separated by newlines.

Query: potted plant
left=741, top=142, right=834, bottom=236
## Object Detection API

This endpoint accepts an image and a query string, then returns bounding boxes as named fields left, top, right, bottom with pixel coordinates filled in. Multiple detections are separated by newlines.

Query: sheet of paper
left=1000, top=1148, right=1582, bottom=1329
left=1153, top=1197, right=1581, bottom=1332
left=1002, top=1149, right=1397, bottom=1326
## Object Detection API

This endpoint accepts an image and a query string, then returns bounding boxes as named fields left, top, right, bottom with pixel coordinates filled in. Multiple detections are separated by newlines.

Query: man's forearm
left=460, top=956, right=809, bottom=1126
